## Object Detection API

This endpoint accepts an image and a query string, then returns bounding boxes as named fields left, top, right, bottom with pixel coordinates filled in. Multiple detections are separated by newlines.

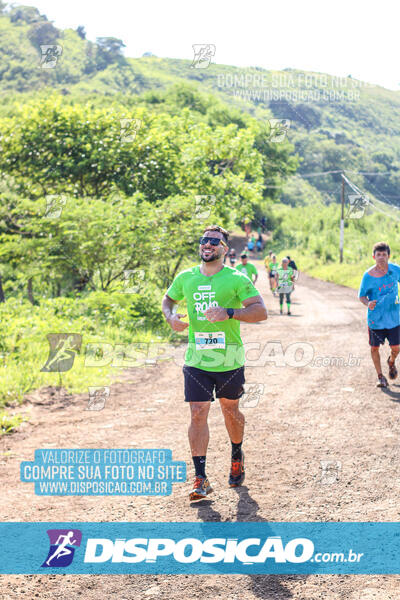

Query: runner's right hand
left=368, top=300, right=377, bottom=310
left=168, top=313, right=189, bottom=331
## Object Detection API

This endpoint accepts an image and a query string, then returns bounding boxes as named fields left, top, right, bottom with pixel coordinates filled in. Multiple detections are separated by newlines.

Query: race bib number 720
left=195, top=331, right=226, bottom=349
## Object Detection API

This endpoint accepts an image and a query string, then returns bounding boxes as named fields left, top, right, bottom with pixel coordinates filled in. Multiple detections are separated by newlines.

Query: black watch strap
left=227, top=308, right=234, bottom=319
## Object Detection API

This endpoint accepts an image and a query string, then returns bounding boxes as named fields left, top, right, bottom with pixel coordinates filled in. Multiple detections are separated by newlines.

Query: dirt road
left=1, top=256, right=399, bottom=599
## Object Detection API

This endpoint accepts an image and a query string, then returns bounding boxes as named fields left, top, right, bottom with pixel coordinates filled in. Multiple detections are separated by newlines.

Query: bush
left=0, top=288, right=166, bottom=409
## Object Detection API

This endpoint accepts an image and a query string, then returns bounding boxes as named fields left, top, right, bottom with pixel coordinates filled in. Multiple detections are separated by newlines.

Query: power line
left=299, top=170, right=343, bottom=177
left=341, top=172, right=400, bottom=218
left=339, top=172, right=400, bottom=260
left=368, top=199, right=400, bottom=221
left=268, top=167, right=400, bottom=210
left=341, top=173, right=364, bottom=196
left=272, top=168, right=396, bottom=180
left=344, top=170, right=394, bottom=176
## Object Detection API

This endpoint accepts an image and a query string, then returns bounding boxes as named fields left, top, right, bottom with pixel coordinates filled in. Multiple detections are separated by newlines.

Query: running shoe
left=387, top=356, right=398, bottom=380
left=229, top=452, right=245, bottom=487
left=189, top=476, right=212, bottom=501
left=287, top=310, right=291, bottom=315
left=377, top=374, right=389, bottom=388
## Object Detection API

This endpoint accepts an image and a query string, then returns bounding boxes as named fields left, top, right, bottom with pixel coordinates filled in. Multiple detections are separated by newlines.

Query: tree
left=0, top=96, right=297, bottom=277
left=252, top=121, right=298, bottom=203
left=84, top=41, right=97, bottom=74
left=0, top=98, right=181, bottom=200
left=95, top=37, right=125, bottom=70
left=9, top=5, right=47, bottom=24
left=76, top=26, right=86, bottom=40
left=165, top=83, right=211, bottom=114
left=0, top=97, right=266, bottom=206
left=207, top=105, right=248, bottom=129
left=27, top=22, right=60, bottom=49
left=0, top=190, right=158, bottom=295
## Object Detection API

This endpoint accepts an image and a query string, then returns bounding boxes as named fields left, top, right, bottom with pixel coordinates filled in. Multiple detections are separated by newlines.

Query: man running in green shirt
left=236, top=253, right=258, bottom=283
left=162, top=225, right=268, bottom=501
left=267, top=254, right=279, bottom=296
left=275, top=257, right=295, bottom=315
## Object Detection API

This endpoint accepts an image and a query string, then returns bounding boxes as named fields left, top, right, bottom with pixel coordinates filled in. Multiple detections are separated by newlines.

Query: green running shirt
left=276, top=266, right=294, bottom=292
left=166, top=265, right=259, bottom=372
left=236, top=262, right=258, bottom=282
left=268, top=261, right=279, bottom=274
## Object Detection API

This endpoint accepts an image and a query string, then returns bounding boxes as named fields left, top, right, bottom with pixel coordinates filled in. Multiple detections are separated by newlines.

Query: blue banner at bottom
left=0, top=522, right=399, bottom=574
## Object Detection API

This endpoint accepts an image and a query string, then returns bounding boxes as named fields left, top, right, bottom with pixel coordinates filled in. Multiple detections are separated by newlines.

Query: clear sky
left=25, top=0, right=400, bottom=91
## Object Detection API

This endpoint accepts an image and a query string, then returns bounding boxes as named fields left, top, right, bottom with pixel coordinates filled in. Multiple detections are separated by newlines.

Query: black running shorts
left=368, top=325, right=400, bottom=347
left=183, top=365, right=245, bottom=403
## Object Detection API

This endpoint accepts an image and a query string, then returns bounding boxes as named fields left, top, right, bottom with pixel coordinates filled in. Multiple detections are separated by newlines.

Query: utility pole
left=340, top=173, right=345, bottom=263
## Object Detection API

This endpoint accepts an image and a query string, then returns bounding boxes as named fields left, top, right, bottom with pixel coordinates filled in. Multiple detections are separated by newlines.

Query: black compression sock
left=192, top=456, right=206, bottom=478
left=231, top=441, right=242, bottom=461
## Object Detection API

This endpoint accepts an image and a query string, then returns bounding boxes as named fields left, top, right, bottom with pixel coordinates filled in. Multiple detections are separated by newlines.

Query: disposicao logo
left=83, top=536, right=314, bottom=564
left=41, top=529, right=82, bottom=568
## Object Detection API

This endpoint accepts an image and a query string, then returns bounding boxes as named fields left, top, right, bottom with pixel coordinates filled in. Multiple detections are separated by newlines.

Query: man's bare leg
left=188, top=401, right=210, bottom=456
left=389, top=344, right=400, bottom=365
left=219, top=397, right=244, bottom=443
left=371, top=346, right=382, bottom=375
left=371, top=346, right=389, bottom=387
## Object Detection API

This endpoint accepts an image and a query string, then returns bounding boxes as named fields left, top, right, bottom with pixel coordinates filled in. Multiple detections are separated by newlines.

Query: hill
left=0, top=5, right=399, bottom=211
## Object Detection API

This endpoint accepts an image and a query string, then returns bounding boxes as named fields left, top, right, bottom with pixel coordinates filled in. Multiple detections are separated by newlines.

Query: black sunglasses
left=199, top=236, right=227, bottom=247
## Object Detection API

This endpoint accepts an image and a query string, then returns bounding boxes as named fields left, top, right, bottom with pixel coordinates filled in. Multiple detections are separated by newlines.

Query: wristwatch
left=226, top=308, right=235, bottom=319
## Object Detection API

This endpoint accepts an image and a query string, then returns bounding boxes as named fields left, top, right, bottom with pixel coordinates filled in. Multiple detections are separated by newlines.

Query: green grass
left=264, top=197, right=400, bottom=291
left=0, top=412, right=24, bottom=435
left=288, top=251, right=371, bottom=289
left=0, top=288, right=172, bottom=435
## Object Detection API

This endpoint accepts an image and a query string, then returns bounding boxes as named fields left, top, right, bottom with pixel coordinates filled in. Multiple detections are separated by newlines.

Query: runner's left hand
left=204, top=306, right=229, bottom=322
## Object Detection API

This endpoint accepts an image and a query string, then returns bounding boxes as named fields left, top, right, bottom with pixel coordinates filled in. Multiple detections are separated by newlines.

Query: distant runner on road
left=275, top=257, right=295, bottom=315
left=286, top=255, right=299, bottom=290
left=162, top=225, right=268, bottom=501
left=247, top=236, right=255, bottom=253
left=359, top=241, right=400, bottom=388
left=228, top=248, right=236, bottom=267
left=286, top=255, right=298, bottom=271
left=256, top=233, right=263, bottom=253
left=267, top=254, right=279, bottom=295
left=264, top=251, right=272, bottom=272
left=236, top=253, right=258, bottom=283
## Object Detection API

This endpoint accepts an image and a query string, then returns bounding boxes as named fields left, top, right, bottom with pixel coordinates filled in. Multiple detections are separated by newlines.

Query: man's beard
left=199, top=248, right=222, bottom=262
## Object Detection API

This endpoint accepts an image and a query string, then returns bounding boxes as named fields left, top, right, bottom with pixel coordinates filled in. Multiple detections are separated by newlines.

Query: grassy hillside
left=0, top=5, right=397, bottom=272
left=0, top=5, right=398, bottom=214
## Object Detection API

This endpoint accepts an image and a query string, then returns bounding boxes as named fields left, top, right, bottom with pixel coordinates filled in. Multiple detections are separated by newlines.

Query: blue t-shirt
left=358, top=263, right=400, bottom=329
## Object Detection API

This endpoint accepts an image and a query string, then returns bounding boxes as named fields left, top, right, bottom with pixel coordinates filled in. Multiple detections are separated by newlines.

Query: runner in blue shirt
left=359, top=241, right=400, bottom=388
